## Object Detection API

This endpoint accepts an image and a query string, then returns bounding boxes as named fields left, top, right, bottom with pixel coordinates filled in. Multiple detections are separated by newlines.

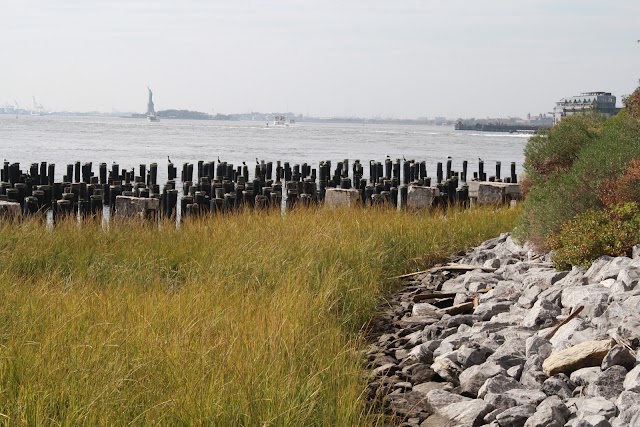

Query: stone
left=523, top=395, right=571, bottom=427
left=474, top=301, right=512, bottom=321
left=495, top=405, right=535, bottom=427
left=542, top=339, right=614, bottom=376
left=436, top=399, right=494, bottom=427
left=487, top=339, right=527, bottom=370
left=541, top=374, right=575, bottom=399
left=456, top=343, right=493, bottom=369
left=615, top=391, right=640, bottom=424
left=504, top=388, right=547, bottom=407
left=431, top=356, right=463, bottom=384
left=0, top=200, right=21, bottom=218
left=616, top=315, right=640, bottom=346
left=411, top=302, right=440, bottom=317
left=601, top=345, right=636, bottom=370
left=372, top=363, right=399, bottom=377
left=522, top=270, right=569, bottom=291
left=586, top=365, right=626, bottom=399
left=561, top=285, right=610, bottom=318
left=412, top=382, right=448, bottom=396
left=468, top=181, right=519, bottom=205
left=623, top=364, right=640, bottom=392
left=383, top=390, right=429, bottom=419
left=525, top=336, right=553, bottom=360
left=477, top=374, right=522, bottom=399
left=575, top=396, right=617, bottom=419
left=570, top=414, right=612, bottom=427
left=483, top=392, right=519, bottom=412
left=407, top=185, right=439, bottom=210
left=323, top=188, right=361, bottom=207
left=522, top=299, right=561, bottom=329
left=424, top=389, right=471, bottom=413
left=459, top=361, right=505, bottom=397
left=406, top=343, right=434, bottom=364
left=114, top=195, right=160, bottom=219
left=518, top=285, right=541, bottom=308
left=571, top=367, right=603, bottom=387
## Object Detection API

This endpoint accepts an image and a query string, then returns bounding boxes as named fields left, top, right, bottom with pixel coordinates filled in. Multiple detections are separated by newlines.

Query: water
left=0, top=115, right=530, bottom=183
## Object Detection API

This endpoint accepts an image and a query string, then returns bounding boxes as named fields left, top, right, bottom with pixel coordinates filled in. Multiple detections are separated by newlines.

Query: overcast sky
left=2, top=0, right=639, bottom=118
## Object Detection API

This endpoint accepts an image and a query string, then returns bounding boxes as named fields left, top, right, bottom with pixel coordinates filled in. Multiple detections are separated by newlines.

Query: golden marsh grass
left=0, top=206, right=518, bottom=426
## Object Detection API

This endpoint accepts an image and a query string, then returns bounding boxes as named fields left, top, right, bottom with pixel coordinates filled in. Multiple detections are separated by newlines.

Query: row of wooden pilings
left=0, top=158, right=519, bottom=222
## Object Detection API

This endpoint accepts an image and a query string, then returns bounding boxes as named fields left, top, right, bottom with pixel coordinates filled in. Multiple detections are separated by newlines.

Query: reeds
left=0, top=206, right=518, bottom=426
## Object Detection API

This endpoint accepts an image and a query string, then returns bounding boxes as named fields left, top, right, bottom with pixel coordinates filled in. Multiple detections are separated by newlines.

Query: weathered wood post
left=510, top=162, right=517, bottom=183
left=496, top=161, right=501, bottom=181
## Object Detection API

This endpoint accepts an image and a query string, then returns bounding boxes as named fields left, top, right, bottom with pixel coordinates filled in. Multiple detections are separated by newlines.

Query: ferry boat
left=272, top=115, right=294, bottom=127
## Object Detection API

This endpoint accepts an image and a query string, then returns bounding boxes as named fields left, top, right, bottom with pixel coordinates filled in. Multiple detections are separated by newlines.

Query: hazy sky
left=2, top=0, right=639, bottom=118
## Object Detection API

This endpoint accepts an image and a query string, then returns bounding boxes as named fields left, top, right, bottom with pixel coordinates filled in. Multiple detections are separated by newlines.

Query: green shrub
left=548, top=202, right=640, bottom=269
left=516, top=99, right=640, bottom=250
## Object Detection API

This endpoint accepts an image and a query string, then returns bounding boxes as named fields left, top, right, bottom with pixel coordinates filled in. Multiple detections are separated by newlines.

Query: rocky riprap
left=365, top=233, right=640, bottom=427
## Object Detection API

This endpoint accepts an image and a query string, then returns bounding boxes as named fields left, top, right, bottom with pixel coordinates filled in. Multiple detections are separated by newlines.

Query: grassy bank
left=0, top=207, right=518, bottom=426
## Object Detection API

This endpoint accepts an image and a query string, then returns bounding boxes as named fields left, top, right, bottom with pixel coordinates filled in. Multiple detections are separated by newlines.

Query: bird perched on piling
left=242, top=161, right=246, bottom=166
left=256, top=157, right=259, bottom=165
left=167, top=155, right=172, bottom=164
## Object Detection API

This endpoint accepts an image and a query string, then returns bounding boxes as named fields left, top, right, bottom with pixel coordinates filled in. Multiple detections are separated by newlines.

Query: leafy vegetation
left=517, top=84, right=640, bottom=267
left=0, top=207, right=517, bottom=426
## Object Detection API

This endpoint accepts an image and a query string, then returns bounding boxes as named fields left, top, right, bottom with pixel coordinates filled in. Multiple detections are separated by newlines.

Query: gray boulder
left=436, top=399, right=494, bottom=427
left=474, top=301, right=513, bottom=321
left=615, top=391, right=640, bottom=425
left=586, top=365, right=626, bottom=399
left=569, top=415, right=612, bottom=427
left=601, top=345, right=636, bottom=370
left=575, top=396, right=618, bottom=419
left=522, top=299, right=561, bottom=329
left=623, top=364, right=640, bottom=392
left=477, top=374, right=522, bottom=399
left=494, top=405, right=535, bottom=427
left=456, top=343, right=494, bottom=369
left=523, top=395, right=570, bottom=427
left=541, top=374, right=575, bottom=399
left=424, top=389, right=471, bottom=413
left=483, top=392, right=519, bottom=412
left=459, top=361, right=505, bottom=397
left=561, top=284, right=610, bottom=318
left=525, top=336, right=553, bottom=359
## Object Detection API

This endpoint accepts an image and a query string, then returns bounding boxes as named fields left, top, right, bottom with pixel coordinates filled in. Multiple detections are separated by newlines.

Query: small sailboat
left=146, top=87, right=159, bottom=122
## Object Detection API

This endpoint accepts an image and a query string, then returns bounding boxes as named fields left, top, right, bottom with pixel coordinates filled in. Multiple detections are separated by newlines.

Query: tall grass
left=0, top=206, right=518, bottom=426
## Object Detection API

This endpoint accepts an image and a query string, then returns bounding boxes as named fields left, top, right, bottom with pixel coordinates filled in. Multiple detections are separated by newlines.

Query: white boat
left=272, top=115, right=294, bottom=127
left=146, top=87, right=159, bottom=122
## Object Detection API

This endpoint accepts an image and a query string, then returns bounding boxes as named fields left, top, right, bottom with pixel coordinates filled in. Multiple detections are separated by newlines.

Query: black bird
left=256, top=157, right=259, bottom=165
left=447, top=156, right=452, bottom=159
left=167, top=155, right=172, bottom=163
left=386, top=154, right=390, bottom=158
left=402, top=155, right=406, bottom=161
left=242, top=161, right=246, bottom=166
left=217, top=156, right=220, bottom=162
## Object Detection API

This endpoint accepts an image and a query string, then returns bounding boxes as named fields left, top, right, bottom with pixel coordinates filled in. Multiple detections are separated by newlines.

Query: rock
left=553, top=265, right=589, bottom=289
left=615, top=391, right=640, bottom=424
left=494, top=405, right=536, bottom=427
left=487, top=339, right=527, bottom=370
left=523, top=395, right=571, bottom=427
left=520, top=355, right=548, bottom=388
left=406, top=343, right=434, bottom=364
left=570, top=366, right=601, bottom=386
left=372, top=363, right=399, bottom=377
left=477, top=374, right=522, bottom=399
left=483, top=392, right=519, bottom=412
left=407, top=185, right=439, bottom=210
left=459, top=362, right=505, bottom=397
left=424, top=389, right=471, bottom=413
left=586, top=365, right=626, bottom=399
left=616, top=315, right=640, bottom=346
left=570, top=414, right=612, bottom=427
left=522, top=270, right=569, bottom=291
left=522, top=299, right=561, bottom=329
left=601, top=345, right=636, bottom=370
left=504, top=388, right=547, bottom=407
left=617, top=267, right=640, bottom=290
left=525, top=336, right=553, bottom=360
left=474, top=301, right=512, bottom=321
left=383, top=390, right=429, bottom=419
left=561, top=285, right=610, bottom=318
left=542, top=339, right=613, bottom=376
left=412, top=382, right=448, bottom=396
left=412, top=302, right=440, bottom=317
left=623, top=364, right=640, bottom=392
left=431, top=356, right=463, bottom=384
left=403, top=363, right=437, bottom=384
left=436, top=399, right=494, bottom=427
left=585, top=256, right=627, bottom=283
left=541, top=374, right=575, bottom=399
left=575, top=396, right=617, bottom=419
left=456, top=343, right=493, bottom=369
left=324, top=188, right=361, bottom=207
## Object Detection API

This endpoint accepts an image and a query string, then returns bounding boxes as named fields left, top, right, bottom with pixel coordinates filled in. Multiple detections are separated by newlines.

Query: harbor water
left=0, top=115, right=530, bottom=184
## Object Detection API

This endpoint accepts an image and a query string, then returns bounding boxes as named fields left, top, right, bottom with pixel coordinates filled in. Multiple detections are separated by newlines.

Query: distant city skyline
left=2, top=1, right=639, bottom=118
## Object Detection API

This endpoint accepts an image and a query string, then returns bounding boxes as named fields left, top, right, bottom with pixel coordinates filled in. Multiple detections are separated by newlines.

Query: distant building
left=553, top=91, right=619, bottom=124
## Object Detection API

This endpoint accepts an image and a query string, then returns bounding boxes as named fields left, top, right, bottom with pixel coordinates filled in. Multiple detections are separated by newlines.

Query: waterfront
left=0, top=115, right=528, bottom=183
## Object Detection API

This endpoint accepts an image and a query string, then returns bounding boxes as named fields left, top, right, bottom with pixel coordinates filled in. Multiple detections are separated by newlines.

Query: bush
left=516, top=92, right=640, bottom=251
left=548, top=203, right=640, bottom=269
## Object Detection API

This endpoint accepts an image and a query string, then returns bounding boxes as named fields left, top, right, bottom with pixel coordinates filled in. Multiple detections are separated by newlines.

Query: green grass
left=0, top=206, right=518, bottom=426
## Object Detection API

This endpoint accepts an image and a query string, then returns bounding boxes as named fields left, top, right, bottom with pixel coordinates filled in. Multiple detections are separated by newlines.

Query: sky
left=2, top=0, right=640, bottom=118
